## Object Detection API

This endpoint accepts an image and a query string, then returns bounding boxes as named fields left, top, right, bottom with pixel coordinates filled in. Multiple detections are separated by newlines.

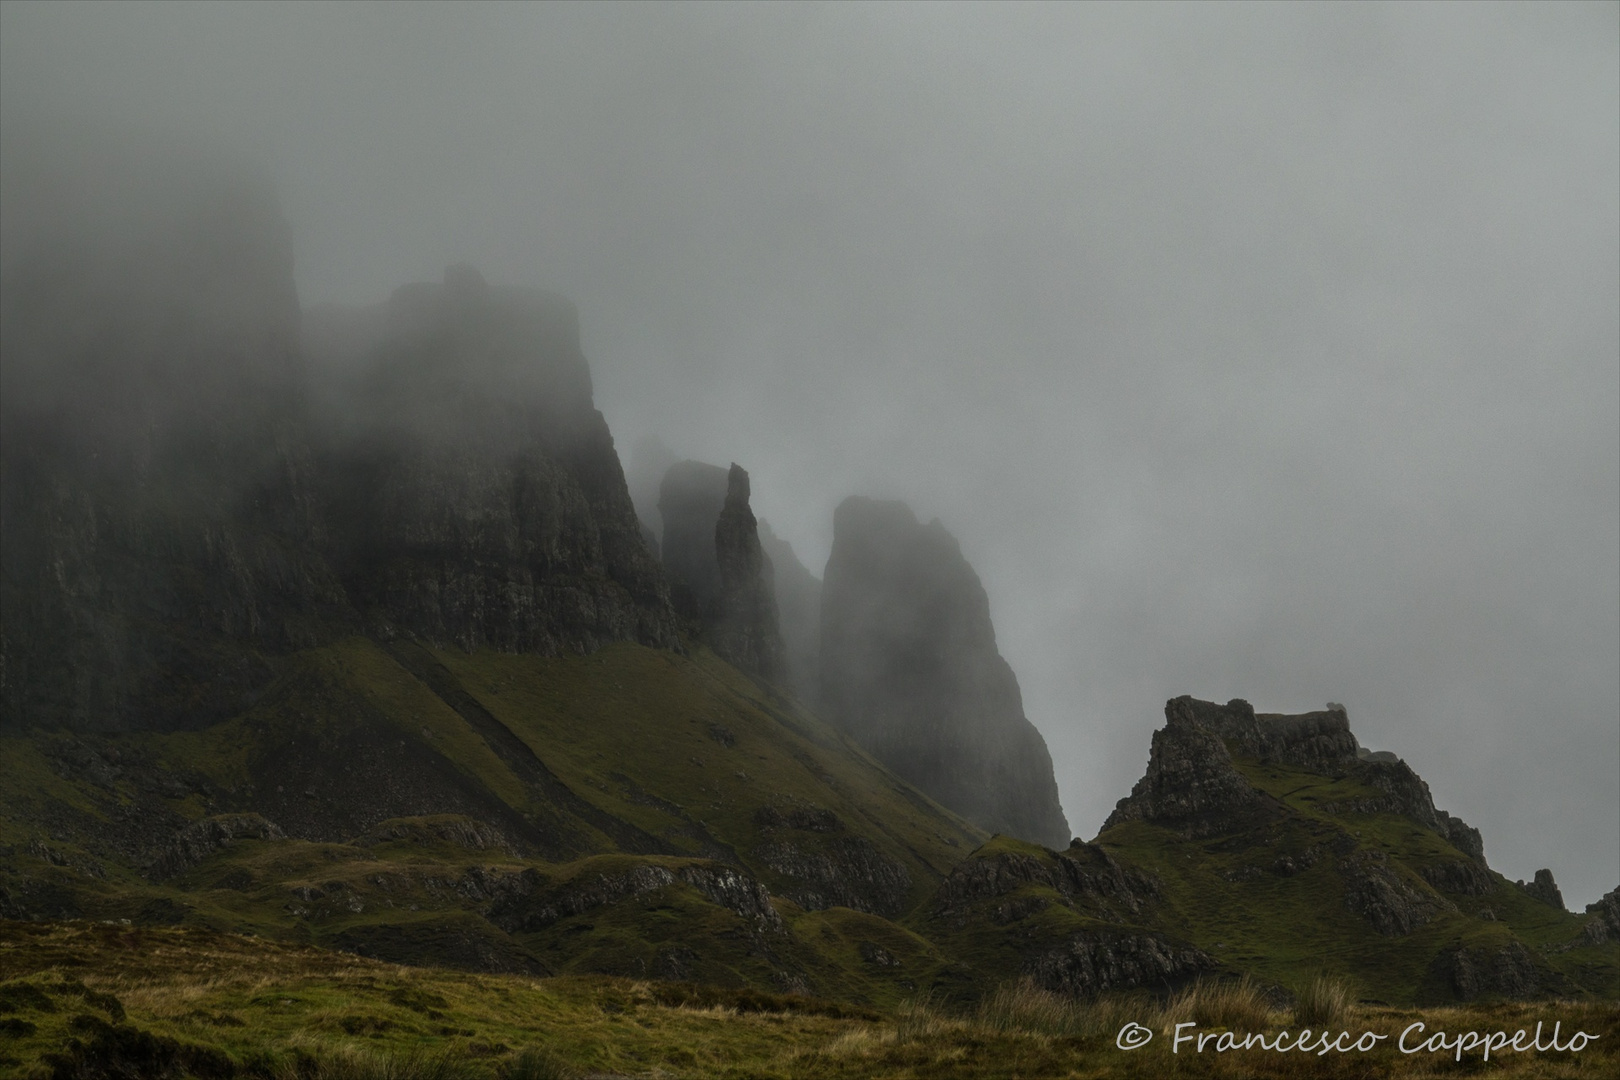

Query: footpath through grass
left=2, top=921, right=1615, bottom=1079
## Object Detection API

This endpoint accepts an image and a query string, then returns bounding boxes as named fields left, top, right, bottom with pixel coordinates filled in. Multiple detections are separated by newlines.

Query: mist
left=1, top=2, right=1615, bottom=905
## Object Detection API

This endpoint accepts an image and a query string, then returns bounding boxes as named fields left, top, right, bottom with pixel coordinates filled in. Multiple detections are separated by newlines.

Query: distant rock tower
left=818, top=497, right=1071, bottom=847
left=658, top=460, right=786, bottom=683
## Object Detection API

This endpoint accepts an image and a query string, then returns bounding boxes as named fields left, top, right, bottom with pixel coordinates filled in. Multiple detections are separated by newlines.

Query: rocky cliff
left=1, top=132, right=676, bottom=731
left=655, top=460, right=785, bottom=682
left=818, top=497, right=1070, bottom=848
left=312, top=266, right=678, bottom=656
left=757, top=519, right=821, bottom=702
left=0, top=130, right=349, bottom=732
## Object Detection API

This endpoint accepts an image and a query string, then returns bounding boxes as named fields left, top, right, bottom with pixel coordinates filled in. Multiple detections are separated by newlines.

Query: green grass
left=4, top=923, right=1615, bottom=1079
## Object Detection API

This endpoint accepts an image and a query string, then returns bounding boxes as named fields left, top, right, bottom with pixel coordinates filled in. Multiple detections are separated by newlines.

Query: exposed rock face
left=711, top=465, right=786, bottom=682
left=1103, top=697, right=1281, bottom=838
left=1339, top=850, right=1454, bottom=936
left=1023, top=931, right=1213, bottom=998
left=316, top=267, right=677, bottom=656
left=2, top=125, right=680, bottom=731
left=1517, top=869, right=1567, bottom=911
left=1190, top=699, right=1360, bottom=774
left=1, top=130, right=350, bottom=732
left=657, top=460, right=730, bottom=624
left=818, top=497, right=1069, bottom=848
left=934, top=842, right=1157, bottom=927
left=656, top=459, right=785, bottom=682
left=1428, top=942, right=1569, bottom=1002
left=1581, top=887, right=1620, bottom=945
left=757, top=519, right=821, bottom=702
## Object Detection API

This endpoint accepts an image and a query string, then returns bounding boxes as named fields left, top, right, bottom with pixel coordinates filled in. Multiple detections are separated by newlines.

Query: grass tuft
left=1164, top=974, right=1275, bottom=1033
left=1293, top=973, right=1358, bottom=1027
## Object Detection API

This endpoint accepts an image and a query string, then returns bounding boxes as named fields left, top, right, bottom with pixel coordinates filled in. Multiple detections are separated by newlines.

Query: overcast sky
left=2, top=1, right=1615, bottom=905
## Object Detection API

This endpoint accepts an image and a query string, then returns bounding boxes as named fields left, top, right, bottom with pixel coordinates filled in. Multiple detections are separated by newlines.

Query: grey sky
left=2, top=1, right=1615, bottom=905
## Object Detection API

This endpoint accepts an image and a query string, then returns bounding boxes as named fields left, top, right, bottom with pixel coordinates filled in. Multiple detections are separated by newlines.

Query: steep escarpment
left=311, top=266, right=678, bottom=656
left=758, top=519, right=821, bottom=703
left=818, top=497, right=1069, bottom=848
left=0, top=131, right=349, bottom=732
left=1, top=130, right=679, bottom=732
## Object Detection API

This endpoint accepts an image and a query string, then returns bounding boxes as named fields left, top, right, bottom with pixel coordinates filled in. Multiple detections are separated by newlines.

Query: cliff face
left=818, top=497, right=1070, bottom=848
left=1, top=133, right=676, bottom=730
left=656, top=460, right=784, bottom=682
left=711, top=465, right=786, bottom=683
left=757, top=519, right=821, bottom=702
left=314, top=267, right=678, bottom=656
left=657, top=460, right=730, bottom=626
left=0, top=133, right=349, bottom=731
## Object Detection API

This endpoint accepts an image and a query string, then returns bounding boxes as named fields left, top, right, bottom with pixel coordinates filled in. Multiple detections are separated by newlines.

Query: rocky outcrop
left=149, top=814, right=286, bottom=881
left=1516, top=869, right=1567, bottom=911
left=1023, top=931, right=1213, bottom=998
left=658, top=460, right=730, bottom=624
left=754, top=837, right=912, bottom=916
left=655, top=460, right=785, bottom=682
left=758, top=519, right=821, bottom=702
left=1427, top=942, right=1569, bottom=1002
left=1103, top=697, right=1281, bottom=838
left=933, top=842, right=1157, bottom=927
left=1580, top=887, right=1620, bottom=945
left=1339, top=850, right=1454, bottom=936
left=818, top=497, right=1069, bottom=847
left=1418, top=859, right=1495, bottom=897
left=711, top=466, right=786, bottom=682
left=1191, top=699, right=1360, bottom=774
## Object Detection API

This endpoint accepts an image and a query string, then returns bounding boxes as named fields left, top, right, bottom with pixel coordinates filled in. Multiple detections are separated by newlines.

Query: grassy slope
left=4, top=922, right=1616, bottom=1080
left=0, top=637, right=984, bottom=1009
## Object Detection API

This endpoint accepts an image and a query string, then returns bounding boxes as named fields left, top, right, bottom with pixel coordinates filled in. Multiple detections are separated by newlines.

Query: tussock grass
left=1164, top=974, right=1276, bottom=1033
left=1293, top=973, right=1358, bottom=1027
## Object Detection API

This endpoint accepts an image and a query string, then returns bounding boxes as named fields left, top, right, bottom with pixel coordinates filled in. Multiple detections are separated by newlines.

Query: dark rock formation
left=657, top=460, right=730, bottom=624
left=656, top=459, right=785, bottom=682
left=1427, top=942, right=1570, bottom=1002
left=1, top=129, right=349, bottom=732
left=1189, top=698, right=1360, bottom=774
left=758, top=519, right=822, bottom=702
left=818, top=497, right=1069, bottom=848
left=1023, top=931, right=1213, bottom=998
left=712, top=465, right=786, bottom=682
left=1339, top=850, right=1454, bottom=936
left=933, top=842, right=1157, bottom=927
left=1103, top=697, right=1282, bottom=838
left=1516, top=869, right=1567, bottom=911
left=1418, top=859, right=1495, bottom=897
left=2, top=123, right=680, bottom=732
left=753, top=836, right=911, bottom=916
left=317, top=267, right=678, bottom=655
left=1580, top=887, right=1620, bottom=945
left=149, top=814, right=286, bottom=881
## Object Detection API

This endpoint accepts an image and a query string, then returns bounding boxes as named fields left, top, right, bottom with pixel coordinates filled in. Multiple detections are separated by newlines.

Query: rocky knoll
left=818, top=497, right=1070, bottom=848
left=1103, top=697, right=1283, bottom=838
